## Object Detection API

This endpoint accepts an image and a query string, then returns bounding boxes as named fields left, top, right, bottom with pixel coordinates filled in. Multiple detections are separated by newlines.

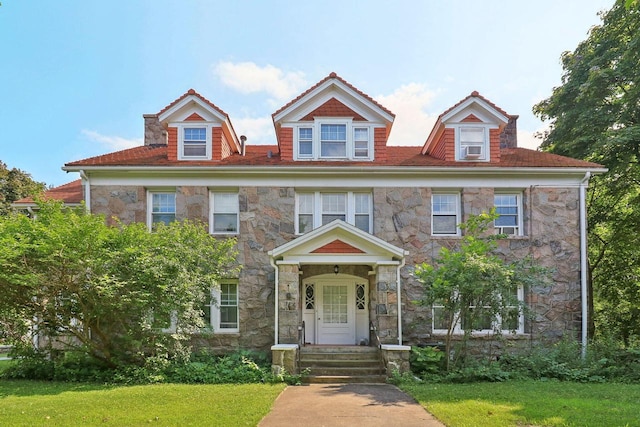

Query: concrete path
left=259, top=383, right=444, bottom=427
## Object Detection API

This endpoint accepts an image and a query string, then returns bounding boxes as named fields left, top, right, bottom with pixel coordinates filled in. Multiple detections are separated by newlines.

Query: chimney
left=143, top=114, right=167, bottom=146
left=500, top=115, right=518, bottom=149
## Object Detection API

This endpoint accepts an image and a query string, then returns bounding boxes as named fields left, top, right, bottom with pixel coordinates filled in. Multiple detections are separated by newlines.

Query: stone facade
left=89, top=182, right=583, bottom=354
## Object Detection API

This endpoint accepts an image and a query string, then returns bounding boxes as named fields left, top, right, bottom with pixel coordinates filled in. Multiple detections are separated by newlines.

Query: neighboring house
left=55, top=73, right=603, bottom=362
left=12, top=179, right=84, bottom=213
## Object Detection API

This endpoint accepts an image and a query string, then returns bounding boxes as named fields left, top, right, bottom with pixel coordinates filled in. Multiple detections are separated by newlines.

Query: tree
left=0, top=201, right=239, bottom=368
left=414, top=211, right=550, bottom=370
left=534, top=0, right=640, bottom=344
left=0, top=161, right=47, bottom=215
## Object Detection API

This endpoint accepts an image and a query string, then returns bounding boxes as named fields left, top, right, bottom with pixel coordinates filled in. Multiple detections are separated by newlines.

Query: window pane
left=298, top=194, right=313, bottom=214
left=299, top=128, right=312, bottom=140
left=299, top=214, right=313, bottom=233
left=184, top=128, right=206, bottom=141
left=433, top=215, right=457, bottom=234
left=322, top=214, right=346, bottom=225
left=355, top=214, right=370, bottom=232
left=183, top=145, right=206, bottom=157
left=213, top=213, right=238, bottom=232
left=214, top=193, right=237, bottom=212
left=220, top=283, right=238, bottom=329
left=322, top=194, right=346, bottom=213
left=299, top=128, right=313, bottom=157
left=460, top=127, right=484, bottom=143
left=354, top=193, right=370, bottom=214
left=320, top=124, right=346, bottom=157
left=433, top=195, right=457, bottom=214
left=433, top=307, right=451, bottom=330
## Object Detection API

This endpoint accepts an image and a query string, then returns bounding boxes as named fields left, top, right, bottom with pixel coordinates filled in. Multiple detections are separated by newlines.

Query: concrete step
left=299, top=345, right=386, bottom=383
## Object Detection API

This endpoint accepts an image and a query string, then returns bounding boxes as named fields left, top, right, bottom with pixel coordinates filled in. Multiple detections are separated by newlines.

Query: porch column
left=277, top=262, right=301, bottom=344
left=374, top=263, right=399, bottom=344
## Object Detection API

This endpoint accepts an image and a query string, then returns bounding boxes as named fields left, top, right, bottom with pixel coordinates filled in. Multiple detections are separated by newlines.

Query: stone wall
left=90, top=183, right=583, bottom=354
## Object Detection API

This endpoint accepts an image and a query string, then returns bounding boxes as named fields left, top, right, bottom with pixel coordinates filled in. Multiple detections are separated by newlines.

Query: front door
left=317, top=281, right=356, bottom=345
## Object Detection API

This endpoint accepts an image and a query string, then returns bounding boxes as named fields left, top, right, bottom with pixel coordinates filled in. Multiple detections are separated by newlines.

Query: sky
left=0, top=0, right=615, bottom=187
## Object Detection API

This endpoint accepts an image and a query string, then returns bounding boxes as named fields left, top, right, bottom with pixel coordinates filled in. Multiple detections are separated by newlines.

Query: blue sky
left=0, top=0, right=613, bottom=187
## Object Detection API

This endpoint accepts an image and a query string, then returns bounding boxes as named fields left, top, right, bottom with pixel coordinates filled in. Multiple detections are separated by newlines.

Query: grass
left=0, top=380, right=286, bottom=426
left=401, top=380, right=640, bottom=427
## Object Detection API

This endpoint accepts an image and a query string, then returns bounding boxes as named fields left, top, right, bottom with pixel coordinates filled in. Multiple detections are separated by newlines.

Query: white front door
left=317, top=281, right=356, bottom=345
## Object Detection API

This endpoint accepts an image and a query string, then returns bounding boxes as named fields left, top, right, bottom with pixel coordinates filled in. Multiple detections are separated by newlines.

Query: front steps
left=299, top=345, right=386, bottom=383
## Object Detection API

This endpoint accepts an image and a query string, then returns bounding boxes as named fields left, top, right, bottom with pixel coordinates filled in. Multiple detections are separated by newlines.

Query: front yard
left=0, top=380, right=285, bottom=426
left=401, top=380, right=640, bottom=427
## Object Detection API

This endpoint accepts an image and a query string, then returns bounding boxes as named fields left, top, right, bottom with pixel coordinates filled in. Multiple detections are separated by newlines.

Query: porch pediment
left=268, top=220, right=407, bottom=264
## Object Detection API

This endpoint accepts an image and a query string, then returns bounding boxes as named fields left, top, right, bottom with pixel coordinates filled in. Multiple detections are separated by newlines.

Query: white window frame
left=203, top=281, right=239, bottom=333
left=293, top=119, right=374, bottom=161
left=456, top=125, right=490, bottom=162
left=209, top=191, right=239, bottom=235
left=295, top=191, right=372, bottom=234
left=298, top=127, right=314, bottom=158
left=176, top=123, right=213, bottom=160
left=431, top=193, right=461, bottom=236
left=432, top=286, right=525, bottom=335
left=147, top=190, right=176, bottom=230
left=494, top=192, right=523, bottom=236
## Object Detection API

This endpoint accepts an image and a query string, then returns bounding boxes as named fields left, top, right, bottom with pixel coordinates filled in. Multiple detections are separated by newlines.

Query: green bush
left=410, top=346, right=445, bottom=376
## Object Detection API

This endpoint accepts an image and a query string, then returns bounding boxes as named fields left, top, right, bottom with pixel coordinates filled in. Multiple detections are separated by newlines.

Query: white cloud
left=517, top=130, right=543, bottom=150
left=377, top=83, right=438, bottom=146
left=81, top=130, right=142, bottom=151
left=213, top=61, right=307, bottom=103
left=231, top=116, right=275, bottom=146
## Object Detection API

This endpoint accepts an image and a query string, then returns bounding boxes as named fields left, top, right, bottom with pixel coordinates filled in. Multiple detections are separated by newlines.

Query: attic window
left=183, top=128, right=207, bottom=157
left=458, top=126, right=488, bottom=161
left=177, top=125, right=211, bottom=160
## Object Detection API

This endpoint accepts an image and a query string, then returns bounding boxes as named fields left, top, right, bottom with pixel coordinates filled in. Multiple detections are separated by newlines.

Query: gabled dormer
left=422, top=91, right=511, bottom=163
left=272, top=72, right=395, bottom=162
left=144, top=89, right=241, bottom=161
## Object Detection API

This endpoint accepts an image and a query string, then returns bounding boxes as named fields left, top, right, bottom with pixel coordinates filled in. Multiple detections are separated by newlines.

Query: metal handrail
left=297, top=321, right=305, bottom=374
left=370, top=320, right=387, bottom=374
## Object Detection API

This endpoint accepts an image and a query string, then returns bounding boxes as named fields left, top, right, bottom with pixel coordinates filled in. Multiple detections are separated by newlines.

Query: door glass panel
left=323, top=285, right=348, bottom=324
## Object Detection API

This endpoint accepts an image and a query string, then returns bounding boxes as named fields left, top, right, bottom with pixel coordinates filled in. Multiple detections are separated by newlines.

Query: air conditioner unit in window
left=463, top=145, right=483, bottom=159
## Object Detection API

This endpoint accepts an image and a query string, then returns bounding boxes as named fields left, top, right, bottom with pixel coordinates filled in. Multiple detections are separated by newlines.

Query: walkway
left=259, top=383, right=444, bottom=427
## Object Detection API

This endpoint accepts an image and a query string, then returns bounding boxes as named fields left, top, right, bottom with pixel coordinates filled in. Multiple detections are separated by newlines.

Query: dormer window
left=294, top=120, right=373, bottom=161
left=177, top=124, right=212, bottom=160
left=458, top=126, right=488, bottom=161
left=183, top=128, right=206, bottom=157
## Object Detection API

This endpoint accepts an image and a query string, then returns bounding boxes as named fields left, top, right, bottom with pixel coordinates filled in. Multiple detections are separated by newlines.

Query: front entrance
left=317, top=282, right=355, bottom=344
left=303, top=275, right=369, bottom=345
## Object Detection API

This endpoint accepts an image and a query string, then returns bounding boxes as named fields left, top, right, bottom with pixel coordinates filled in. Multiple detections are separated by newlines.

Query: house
left=44, top=73, right=605, bottom=373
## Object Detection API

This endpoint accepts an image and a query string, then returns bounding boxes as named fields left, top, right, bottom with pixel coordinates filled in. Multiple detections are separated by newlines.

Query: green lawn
left=401, top=380, right=640, bottom=427
left=0, top=380, right=286, bottom=426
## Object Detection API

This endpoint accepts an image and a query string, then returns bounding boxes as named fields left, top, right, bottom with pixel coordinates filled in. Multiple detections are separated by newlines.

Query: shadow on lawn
left=0, top=379, right=116, bottom=398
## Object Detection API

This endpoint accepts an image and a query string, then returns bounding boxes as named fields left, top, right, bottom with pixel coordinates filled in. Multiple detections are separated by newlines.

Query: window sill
left=431, top=332, right=530, bottom=339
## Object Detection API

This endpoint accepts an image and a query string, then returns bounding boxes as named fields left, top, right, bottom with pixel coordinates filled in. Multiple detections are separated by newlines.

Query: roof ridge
left=157, top=88, right=229, bottom=117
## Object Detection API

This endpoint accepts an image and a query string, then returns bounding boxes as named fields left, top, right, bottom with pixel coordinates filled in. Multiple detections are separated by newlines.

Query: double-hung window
left=182, top=127, right=207, bottom=158
left=431, top=194, right=460, bottom=236
left=353, top=127, right=369, bottom=158
left=458, top=126, right=488, bottom=161
left=210, top=191, right=239, bottom=234
left=298, top=127, right=313, bottom=158
left=203, top=281, right=239, bottom=333
left=296, top=192, right=372, bottom=234
left=320, top=124, right=347, bottom=157
left=494, top=193, right=522, bottom=235
left=148, top=191, right=176, bottom=229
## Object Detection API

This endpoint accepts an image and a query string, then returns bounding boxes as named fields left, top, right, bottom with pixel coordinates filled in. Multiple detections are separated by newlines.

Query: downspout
left=79, top=170, right=91, bottom=212
left=270, top=257, right=279, bottom=345
left=397, top=257, right=406, bottom=345
left=580, top=172, right=591, bottom=359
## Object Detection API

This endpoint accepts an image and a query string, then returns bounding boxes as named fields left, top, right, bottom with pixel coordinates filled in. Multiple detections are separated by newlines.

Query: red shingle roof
left=13, top=179, right=83, bottom=205
left=64, top=145, right=602, bottom=169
